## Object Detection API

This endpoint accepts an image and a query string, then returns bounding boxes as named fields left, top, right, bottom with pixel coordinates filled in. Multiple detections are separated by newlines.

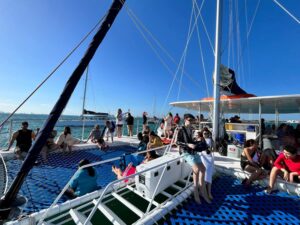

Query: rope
left=272, top=0, right=300, bottom=24
left=0, top=14, right=107, bottom=129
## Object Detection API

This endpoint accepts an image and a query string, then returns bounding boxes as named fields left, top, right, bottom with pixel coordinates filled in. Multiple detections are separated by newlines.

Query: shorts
left=117, top=124, right=123, bottom=127
left=182, top=152, right=202, bottom=166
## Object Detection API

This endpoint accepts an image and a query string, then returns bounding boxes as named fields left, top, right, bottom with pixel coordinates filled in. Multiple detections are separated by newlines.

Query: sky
left=0, top=0, right=299, bottom=118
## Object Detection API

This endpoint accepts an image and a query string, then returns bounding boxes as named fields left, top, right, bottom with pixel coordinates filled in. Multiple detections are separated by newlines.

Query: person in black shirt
left=126, top=113, right=134, bottom=136
left=6, top=121, right=35, bottom=159
left=142, top=112, right=148, bottom=132
left=176, top=114, right=211, bottom=204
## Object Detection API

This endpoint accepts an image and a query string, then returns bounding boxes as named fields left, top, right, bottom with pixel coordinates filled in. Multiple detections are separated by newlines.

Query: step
left=69, top=209, right=92, bottom=225
left=126, top=185, right=160, bottom=207
left=111, top=192, right=144, bottom=218
left=92, top=199, right=126, bottom=225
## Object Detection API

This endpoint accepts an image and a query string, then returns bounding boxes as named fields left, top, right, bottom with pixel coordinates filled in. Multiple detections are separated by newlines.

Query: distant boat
left=56, top=109, right=114, bottom=127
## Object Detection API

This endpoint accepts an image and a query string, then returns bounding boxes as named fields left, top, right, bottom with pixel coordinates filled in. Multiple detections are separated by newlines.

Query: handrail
left=0, top=152, right=8, bottom=195
left=84, top=153, right=184, bottom=225
left=37, top=144, right=169, bottom=225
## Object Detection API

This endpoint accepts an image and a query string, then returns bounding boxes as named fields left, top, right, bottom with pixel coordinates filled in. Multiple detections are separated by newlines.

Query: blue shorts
left=182, top=152, right=202, bottom=166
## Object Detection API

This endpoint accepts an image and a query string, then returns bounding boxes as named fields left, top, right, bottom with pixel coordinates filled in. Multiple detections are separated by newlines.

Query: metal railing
left=37, top=145, right=170, bottom=225
left=84, top=153, right=189, bottom=225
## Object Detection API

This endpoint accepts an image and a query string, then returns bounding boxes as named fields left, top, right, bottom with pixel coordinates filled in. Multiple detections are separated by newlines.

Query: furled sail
left=219, top=64, right=247, bottom=95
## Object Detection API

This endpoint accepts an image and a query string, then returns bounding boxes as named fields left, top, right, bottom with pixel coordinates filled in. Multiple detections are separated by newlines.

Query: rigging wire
left=160, top=0, right=206, bottom=113
left=272, top=0, right=300, bottom=24
left=123, top=3, right=204, bottom=90
left=227, top=0, right=233, bottom=66
left=123, top=5, right=195, bottom=98
left=0, top=14, right=107, bottom=128
left=244, top=0, right=251, bottom=90
left=177, top=0, right=196, bottom=101
left=193, top=0, right=210, bottom=97
left=193, top=0, right=215, bottom=56
left=233, top=0, right=261, bottom=74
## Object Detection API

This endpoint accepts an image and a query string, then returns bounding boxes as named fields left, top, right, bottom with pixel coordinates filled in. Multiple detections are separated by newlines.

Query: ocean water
left=0, top=113, right=158, bottom=148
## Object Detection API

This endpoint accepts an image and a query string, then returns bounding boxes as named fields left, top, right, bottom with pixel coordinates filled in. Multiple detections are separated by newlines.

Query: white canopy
left=170, top=94, right=300, bottom=114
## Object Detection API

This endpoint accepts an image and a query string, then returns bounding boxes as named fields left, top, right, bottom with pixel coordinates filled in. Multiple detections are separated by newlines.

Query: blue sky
left=0, top=0, right=299, bottom=118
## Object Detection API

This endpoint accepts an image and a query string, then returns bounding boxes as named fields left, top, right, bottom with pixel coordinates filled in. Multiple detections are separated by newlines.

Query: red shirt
left=274, top=153, right=300, bottom=175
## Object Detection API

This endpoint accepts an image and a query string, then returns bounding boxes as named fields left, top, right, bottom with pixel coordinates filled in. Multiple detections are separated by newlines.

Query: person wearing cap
left=6, top=121, right=36, bottom=159
left=176, top=114, right=211, bottom=204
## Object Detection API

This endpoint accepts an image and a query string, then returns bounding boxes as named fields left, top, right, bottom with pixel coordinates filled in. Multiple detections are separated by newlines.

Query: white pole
left=212, top=0, right=223, bottom=148
left=258, top=100, right=262, bottom=148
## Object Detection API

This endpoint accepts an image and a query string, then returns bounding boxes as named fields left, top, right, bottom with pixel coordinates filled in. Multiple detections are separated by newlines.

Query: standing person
left=6, top=121, right=36, bottom=159
left=116, top=108, right=124, bottom=138
left=176, top=114, right=211, bottom=204
left=142, top=112, right=148, bottom=132
left=56, top=126, right=80, bottom=152
left=126, top=113, right=134, bottom=137
left=86, top=124, right=101, bottom=143
left=196, top=131, right=214, bottom=200
left=164, top=112, right=173, bottom=139
left=173, top=113, right=181, bottom=126
left=104, top=120, right=115, bottom=142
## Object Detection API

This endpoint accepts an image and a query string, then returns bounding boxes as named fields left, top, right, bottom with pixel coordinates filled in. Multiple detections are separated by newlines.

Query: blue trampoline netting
left=6, top=145, right=136, bottom=213
left=164, top=174, right=300, bottom=225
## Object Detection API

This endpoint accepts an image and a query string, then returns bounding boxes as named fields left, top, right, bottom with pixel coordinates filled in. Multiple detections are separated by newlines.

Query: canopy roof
left=170, top=94, right=300, bottom=114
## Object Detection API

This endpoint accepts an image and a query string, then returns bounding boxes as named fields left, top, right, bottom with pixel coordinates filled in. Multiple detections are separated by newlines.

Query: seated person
left=96, top=138, right=109, bottom=151
left=142, top=125, right=151, bottom=137
left=265, top=145, right=300, bottom=194
left=137, top=132, right=149, bottom=151
left=259, top=148, right=277, bottom=172
left=86, top=125, right=101, bottom=143
left=147, top=131, right=163, bottom=151
left=157, top=122, right=164, bottom=138
left=6, top=121, right=35, bottom=159
left=56, top=126, right=80, bottom=152
left=112, top=150, right=159, bottom=181
left=41, top=130, right=59, bottom=161
left=65, top=159, right=98, bottom=199
left=240, top=139, right=266, bottom=186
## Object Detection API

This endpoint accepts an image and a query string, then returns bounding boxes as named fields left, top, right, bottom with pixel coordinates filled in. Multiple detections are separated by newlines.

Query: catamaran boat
left=1, top=0, right=300, bottom=224
left=56, top=110, right=114, bottom=127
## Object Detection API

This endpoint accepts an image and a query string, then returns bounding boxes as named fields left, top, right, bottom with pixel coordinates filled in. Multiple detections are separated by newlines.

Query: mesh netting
left=165, top=175, right=300, bottom=225
left=6, top=145, right=136, bottom=214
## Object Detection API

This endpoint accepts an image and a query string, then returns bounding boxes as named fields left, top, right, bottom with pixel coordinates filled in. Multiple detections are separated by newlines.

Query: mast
left=81, top=66, right=89, bottom=140
left=212, top=0, right=223, bottom=148
left=0, top=0, right=126, bottom=220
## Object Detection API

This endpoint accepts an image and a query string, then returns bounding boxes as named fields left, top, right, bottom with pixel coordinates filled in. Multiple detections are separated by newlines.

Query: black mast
left=0, top=0, right=126, bottom=219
